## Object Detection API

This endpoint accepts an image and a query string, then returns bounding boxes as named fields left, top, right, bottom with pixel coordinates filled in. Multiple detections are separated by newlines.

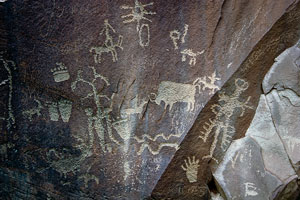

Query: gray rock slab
left=262, top=43, right=300, bottom=95
left=214, top=137, right=282, bottom=200
left=266, top=89, right=300, bottom=172
left=246, top=95, right=296, bottom=183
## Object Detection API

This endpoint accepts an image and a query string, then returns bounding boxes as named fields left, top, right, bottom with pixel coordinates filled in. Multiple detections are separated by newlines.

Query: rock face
left=212, top=41, right=300, bottom=200
left=1, top=0, right=300, bottom=199
left=263, top=44, right=300, bottom=175
left=246, top=96, right=297, bottom=186
left=214, top=136, right=283, bottom=200
left=152, top=2, right=300, bottom=199
left=214, top=94, right=298, bottom=199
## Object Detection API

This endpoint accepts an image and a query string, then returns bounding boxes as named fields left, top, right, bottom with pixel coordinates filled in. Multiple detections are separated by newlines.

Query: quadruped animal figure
left=150, top=71, right=220, bottom=112
left=90, top=20, right=123, bottom=63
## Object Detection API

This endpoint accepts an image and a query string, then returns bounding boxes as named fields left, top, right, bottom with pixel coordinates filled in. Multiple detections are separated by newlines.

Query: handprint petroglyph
left=181, top=156, right=200, bottom=183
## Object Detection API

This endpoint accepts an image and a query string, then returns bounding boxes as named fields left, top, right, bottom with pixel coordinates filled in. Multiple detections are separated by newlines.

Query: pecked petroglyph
left=72, top=66, right=122, bottom=153
left=121, top=0, right=156, bottom=32
left=170, top=30, right=181, bottom=49
left=0, top=79, right=8, bottom=86
left=150, top=71, right=220, bottom=112
left=79, top=173, right=99, bottom=188
left=170, top=24, right=205, bottom=66
left=244, top=182, right=258, bottom=197
left=90, top=19, right=123, bottom=63
left=0, top=55, right=15, bottom=130
left=150, top=81, right=198, bottom=112
left=45, top=132, right=97, bottom=179
left=200, top=78, right=253, bottom=163
left=51, top=62, right=70, bottom=83
left=22, top=99, right=44, bottom=121
left=120, top=95, right=148, bottom=119
left=112, top=96, right=148, bottom=142
left=230, top=151, right=240, bottom=169
left=181, top=156, right=200, bottom=183
left=45, top=147, right=87, bottom=178
left=193, top=71, right=220, bottom=95
left=282, top=135, right=300, bottom=153
left=134, top=132, right=181, bottom=155
left=47, top=101, right=59, bottom=121
left=170, top=24, right=189, bottom=49
left=181, top=49, right=205, bottom=66
left=138, top=23, right=150, bottom=47
left=121, top=0, right=156, bottom=47
left=47, top=98, right=72, bottom=122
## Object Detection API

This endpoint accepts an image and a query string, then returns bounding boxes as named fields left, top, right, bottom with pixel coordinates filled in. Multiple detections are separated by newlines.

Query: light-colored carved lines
left=136, top=143, right=179, bottom=155
left=121, top=0, right=156, bottom=47
left=134, top=132, right=182, bottom=143
left=47, top=99, right=73, bottom=123
left=181, top=49, right=205, bottom=66
left=90, top=19, right=123, bottom=63
left=193, top=71, right=221, bottom=95
left=181, top=156, right=200, bottom=183
left=170, top=24, right=205, bottom=66
left=200, top=78, right=254, bottom=163
left=151, top=71, right=220, bottom=112
left=0, top=79, right=8, bottom=86
left=244, top=182, right=258, bottom=197
left=134, top=132, right=181, bottom=155
left=22, top=99, right=43, bottom=121
left=199, top=118, right=217, bottom=142
left=51, top=62, right=70, bottom=83
left=72, top=66, right=119, bottom=153
left=0, top=55, right=16, bottom=130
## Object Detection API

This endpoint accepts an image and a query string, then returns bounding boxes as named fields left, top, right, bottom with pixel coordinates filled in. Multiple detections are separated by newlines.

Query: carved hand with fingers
left=181, top=156, right=200, bottom=183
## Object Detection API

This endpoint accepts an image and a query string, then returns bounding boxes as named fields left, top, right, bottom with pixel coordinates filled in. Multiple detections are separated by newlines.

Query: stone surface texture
left=207, top=41, right=300, bottom=199
left=214, top=137, right=282, bottom=200
left=152, top=2, right=300, bottom=200
left=1, top=0, right=300, bottom=199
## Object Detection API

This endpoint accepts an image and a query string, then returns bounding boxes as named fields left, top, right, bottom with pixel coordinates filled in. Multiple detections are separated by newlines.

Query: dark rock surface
left=152, top=2, right=300, bottom=199
left=1, top=0, right=300, bottom=199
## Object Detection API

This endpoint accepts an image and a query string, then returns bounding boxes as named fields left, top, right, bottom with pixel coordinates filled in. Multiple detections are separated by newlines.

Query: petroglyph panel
left=181, top=156, right=200, bottom=183
left=121, top=0, right=156, bottom=47
left=90, top=20, right=123, bottom=63
left=4, top=1, right=300, bottom=199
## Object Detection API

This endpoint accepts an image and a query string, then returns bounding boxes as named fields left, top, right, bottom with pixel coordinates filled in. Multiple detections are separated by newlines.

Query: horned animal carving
left=150, top=71, right=220, bottom=112
left=150, top=81, right=199, bottom=112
